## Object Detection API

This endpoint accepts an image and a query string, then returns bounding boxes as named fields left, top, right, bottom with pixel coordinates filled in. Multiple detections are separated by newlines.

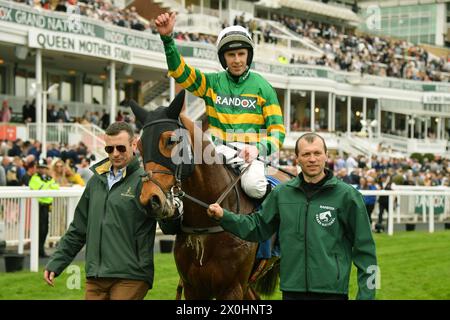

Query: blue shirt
left=107, top=167, right=123, bottom=190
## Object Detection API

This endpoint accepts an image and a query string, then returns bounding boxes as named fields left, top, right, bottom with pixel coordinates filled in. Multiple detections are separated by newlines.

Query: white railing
left=380, top=133, right=448, bottom=155
left=380, top=133, right=409, bottom=153
left=176, top=13, right=222, bottom=35
left=190, top=5, right=220, bottom=17
left=0, top=94, right=110, bottom=121
left=359, top=188, right=450, bottom=236
left=26, top=122, right=107, bottom=159
left=406, top=139, right=448, bottom=155
left=0, top=187, right=166, bottom=272
left=0, top=187, right=83, bottom=272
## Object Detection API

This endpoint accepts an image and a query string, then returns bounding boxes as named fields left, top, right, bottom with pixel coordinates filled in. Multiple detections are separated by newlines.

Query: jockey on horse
left=155, top=12, right=286, bottom=283
left=155, top=12, right=285, bottom=198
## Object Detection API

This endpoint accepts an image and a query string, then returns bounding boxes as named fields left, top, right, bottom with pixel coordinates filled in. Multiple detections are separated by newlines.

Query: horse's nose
left=150, top=195, right=162, bottom=211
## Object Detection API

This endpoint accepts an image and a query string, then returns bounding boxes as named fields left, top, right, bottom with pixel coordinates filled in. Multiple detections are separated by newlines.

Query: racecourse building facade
left=0, top=0, right=449, bottom=156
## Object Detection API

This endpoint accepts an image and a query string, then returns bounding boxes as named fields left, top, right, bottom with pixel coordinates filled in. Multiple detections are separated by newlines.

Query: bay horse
left=129, top=90, right=290, bottom=299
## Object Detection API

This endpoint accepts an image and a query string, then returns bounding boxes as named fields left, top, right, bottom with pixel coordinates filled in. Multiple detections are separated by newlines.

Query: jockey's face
left=105, top=130, right=136, bottom=171
left=224, top=48, right=248, bottom=76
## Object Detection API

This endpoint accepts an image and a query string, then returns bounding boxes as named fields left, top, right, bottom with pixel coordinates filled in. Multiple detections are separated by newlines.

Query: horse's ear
left=167, top=90, right=185, bottom=120
left=127, top=99, right=149, bottom=125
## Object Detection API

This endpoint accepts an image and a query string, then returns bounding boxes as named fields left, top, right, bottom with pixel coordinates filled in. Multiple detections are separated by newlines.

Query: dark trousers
left=365, top=204, right=375, bottom=224
left=376, top=201, right=388, bottom=231
left=282, top=291, right=348, bottom=300
left=39, top=203, right=50, bottom=255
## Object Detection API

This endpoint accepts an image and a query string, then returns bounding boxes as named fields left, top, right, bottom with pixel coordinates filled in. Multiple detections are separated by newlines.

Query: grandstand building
left=358, top=0, right=450, bottom=47
left=0, top=0, right=449, bottom=160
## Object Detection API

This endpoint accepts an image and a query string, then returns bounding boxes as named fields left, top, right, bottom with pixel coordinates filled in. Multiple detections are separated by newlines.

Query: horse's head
left=128, top=90, right=195, bottom=219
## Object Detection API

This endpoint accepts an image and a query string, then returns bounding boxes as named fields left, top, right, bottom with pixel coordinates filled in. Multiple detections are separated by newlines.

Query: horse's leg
left=183, top=284, right=212, bottom=300
left=217, top=283, right=245, bottom=300
left=175, top=278, right=183, bottom=300
left=244, top=286, right=261, bottom=300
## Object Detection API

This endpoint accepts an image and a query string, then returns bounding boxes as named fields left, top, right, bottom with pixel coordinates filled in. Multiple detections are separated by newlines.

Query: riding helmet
left=216, top=25, right=254, bottom=70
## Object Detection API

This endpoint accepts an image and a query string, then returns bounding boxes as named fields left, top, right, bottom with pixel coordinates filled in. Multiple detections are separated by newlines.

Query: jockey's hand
left=239, top=145, right=259, bottom=163
left=44, top=270, right=56, bottom=287
left=207, top=203, right=223, bottom=221
left=155, top=12, right=176, bottom=36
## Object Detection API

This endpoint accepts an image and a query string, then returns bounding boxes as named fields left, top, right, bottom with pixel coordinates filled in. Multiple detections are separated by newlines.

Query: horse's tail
left=253, top=258, right=280, bottom=297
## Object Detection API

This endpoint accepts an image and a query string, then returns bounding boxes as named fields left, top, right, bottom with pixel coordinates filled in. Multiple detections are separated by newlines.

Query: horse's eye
left=167, top=136, right=179, bottom=147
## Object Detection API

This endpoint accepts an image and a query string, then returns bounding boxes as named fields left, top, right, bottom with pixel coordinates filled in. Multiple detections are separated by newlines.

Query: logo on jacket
left=121, top=187, right=135, bottom=198
left=316, top=210, right=336, bottom=227
left=215, top=95, right=257, bottom=109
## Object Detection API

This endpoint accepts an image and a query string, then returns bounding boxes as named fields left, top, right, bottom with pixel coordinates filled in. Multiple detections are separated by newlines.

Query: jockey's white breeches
left=215, top=142, right=268, bottom=199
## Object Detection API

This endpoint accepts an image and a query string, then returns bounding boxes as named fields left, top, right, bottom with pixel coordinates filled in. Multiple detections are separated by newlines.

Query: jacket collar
left=92, top=156, right=140, bottom=179
left=225, top=67, right=251, bottom=84
left=287, top=168, right=337, bottom=189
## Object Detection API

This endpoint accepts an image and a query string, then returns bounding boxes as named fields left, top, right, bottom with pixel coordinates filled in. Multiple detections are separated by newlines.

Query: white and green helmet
left=216, top=25, right=254, bottom=70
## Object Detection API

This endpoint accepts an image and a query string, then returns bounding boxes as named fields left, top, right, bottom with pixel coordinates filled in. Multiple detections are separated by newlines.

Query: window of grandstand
left=290, top=90, right=312, bottom=132
left=15, top=69, right=36, bottom=98
left=314, top=92, right=330, bottom=132
left=335, top=95, right=348, bottom=133
left=83, top=83, right=103, bottom=105
left=351, top=97, right=364, bottom=133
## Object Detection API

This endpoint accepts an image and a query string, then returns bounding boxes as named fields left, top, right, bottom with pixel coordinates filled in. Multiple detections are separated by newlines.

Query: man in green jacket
left=155, top=12, right=286, bottom=200
left=208, top=133, right=378, bottom=300
left=29, top=159, right=59, bottom=258
left=44, top=122, right=158, bottom=300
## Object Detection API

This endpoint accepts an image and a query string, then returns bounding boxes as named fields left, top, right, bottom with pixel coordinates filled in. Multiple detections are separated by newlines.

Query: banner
left=0, top=125, right=16, bottom=141
left=28, top=29, right=132, bottom=63
left=414, top=195, right=445, bottom=215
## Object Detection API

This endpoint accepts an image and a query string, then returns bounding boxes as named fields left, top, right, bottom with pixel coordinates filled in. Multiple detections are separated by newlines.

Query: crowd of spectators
left=1, top=99, right=138, bottom=134
left=11, top=1, right=450, bottom=82
left=277, top=149, right=450, bottom=188
left=15, top=0, right=147, bottom=31
left=0, top=138, right=95, bottom=187
left=276, top=149, right=449, bottom=231
left=1, top=132, right=449, bottom=234
left=272, top=14, right=449, bottom=82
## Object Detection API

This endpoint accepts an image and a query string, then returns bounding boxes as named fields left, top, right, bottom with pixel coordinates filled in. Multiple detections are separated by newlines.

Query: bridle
left=140, top=118, right=248, bottom=230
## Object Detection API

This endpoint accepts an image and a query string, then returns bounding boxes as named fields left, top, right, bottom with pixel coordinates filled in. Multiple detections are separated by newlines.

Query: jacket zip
left=299, top=181, right=334, bottom=293
left=97, top=191, right=108, bottom=277
left=135, top=239, right=141, bottom=263
left=97, top=177, right=121, bottom=277
left=304, top=201, right=309, bottom=292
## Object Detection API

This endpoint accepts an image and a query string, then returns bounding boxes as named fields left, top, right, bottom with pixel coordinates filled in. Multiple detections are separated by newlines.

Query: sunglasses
left=105, top=145, right=127, bottom=153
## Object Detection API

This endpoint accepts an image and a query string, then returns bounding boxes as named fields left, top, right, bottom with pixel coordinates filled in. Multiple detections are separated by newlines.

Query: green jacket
left=28, top=173, right=59, bottom=204
left=46, top=157, right=157, bottom=286
left=220, top=172, right=377, bottom=299
left=161, top=35, right=285, bottom=156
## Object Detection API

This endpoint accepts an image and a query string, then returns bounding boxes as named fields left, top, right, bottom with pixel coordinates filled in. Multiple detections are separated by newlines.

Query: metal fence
left=0, top=187, right=449, bottom=272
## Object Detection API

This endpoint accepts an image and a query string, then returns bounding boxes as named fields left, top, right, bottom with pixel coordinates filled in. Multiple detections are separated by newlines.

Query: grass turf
left=0, top=230, right=449, bottom=300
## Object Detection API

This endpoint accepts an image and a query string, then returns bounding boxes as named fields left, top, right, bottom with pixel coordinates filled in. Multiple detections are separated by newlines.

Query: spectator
left=50, top=158, right=70, bottom=186
left=375, top=173, right=392, bottom=233
left=1, top=100, right=11, bottom=123
left=77, top=157, right=93, bottom=183
left=20, top=161, right=37, bottom=186
left=357, top=176, right=377, bottom=225
left=0, top=164, right=6, bottom=186
left=29, top=159, right=60, bottom=257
